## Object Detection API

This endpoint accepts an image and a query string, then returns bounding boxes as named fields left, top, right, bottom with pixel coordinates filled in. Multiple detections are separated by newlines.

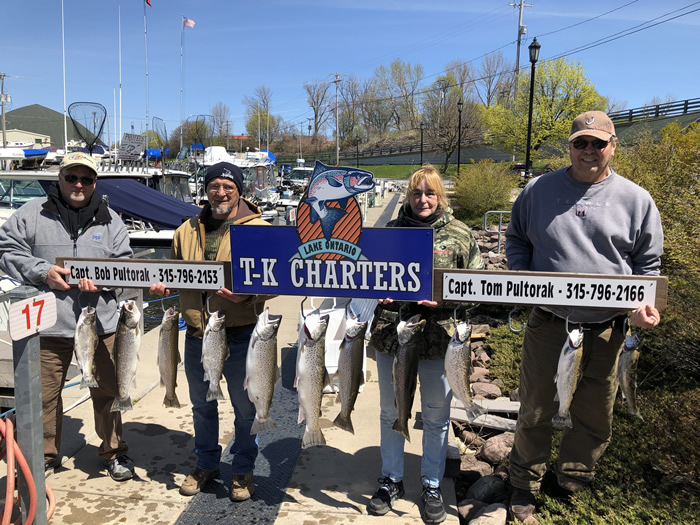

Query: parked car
left=283, top=166, right=314, bottom=191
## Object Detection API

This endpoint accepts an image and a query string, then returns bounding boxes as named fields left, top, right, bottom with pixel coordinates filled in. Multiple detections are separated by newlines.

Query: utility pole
left=1, top=72, right=8, bottom=149
left=331, top=72, right=342, bottom=165
left=509, top=0, right=531, bottom=162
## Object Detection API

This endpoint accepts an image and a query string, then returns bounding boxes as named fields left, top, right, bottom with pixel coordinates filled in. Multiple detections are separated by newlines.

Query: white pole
left=119, top=5, right=122, bottom=147
left=180, top=16, right=184, bottom=150
left=143, top=1, right=149, bottom=154
left=61, top=0, right=68, bottom=152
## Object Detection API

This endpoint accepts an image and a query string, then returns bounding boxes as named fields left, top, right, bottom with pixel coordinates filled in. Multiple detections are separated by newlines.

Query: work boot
left=107, top=455, right=135, bottom=482
left=421, top=484, right=447, bottom=523
left=179, top=467, right=219, bottom=496
left=541, top=470, right=575, bottom=500
left=509, top=487, right=537, bottom=522
left=367, top=477, right=405, bottom=516
left=230, top=472, right=255, bottom=501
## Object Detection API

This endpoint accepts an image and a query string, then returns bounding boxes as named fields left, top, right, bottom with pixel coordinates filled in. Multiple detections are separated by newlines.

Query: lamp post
left=420, top=121, right=424, bottom=166
left=356, top=134, right=360, bottom=168
left=525, top=38, right=540, bottom=176
left=457, top=99, right=463, bottom=175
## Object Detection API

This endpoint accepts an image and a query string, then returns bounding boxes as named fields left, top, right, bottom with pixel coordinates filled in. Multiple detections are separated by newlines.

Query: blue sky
left=2, top=0, right=699, bottom=142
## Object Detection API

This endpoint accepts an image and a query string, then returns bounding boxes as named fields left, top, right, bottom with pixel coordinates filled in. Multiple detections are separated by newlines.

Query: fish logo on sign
left=293, top=161, right=375, bottom=262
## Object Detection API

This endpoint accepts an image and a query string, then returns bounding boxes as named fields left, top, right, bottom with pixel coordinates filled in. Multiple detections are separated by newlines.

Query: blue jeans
left=184, top=330, right=258, bottom=474
left=375, top=350, right=452, bottom=488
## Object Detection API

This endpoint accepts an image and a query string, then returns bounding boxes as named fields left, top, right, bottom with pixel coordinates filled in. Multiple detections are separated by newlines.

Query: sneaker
left=230, top=472, right=255, bottom=501
left=107, top=455, right=135, bottom=482
left=180, top=467, right=219, bottom=496
left=510, top=487, right=537, bottom=522
left=421, top=485, right=447, bottom=523
left=367, top=477, right=405, bottom=516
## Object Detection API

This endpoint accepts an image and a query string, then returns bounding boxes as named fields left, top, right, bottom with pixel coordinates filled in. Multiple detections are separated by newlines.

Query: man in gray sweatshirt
left=505, top=111, right=663, bottom=522
left=0, top=152, right=135, bottom=481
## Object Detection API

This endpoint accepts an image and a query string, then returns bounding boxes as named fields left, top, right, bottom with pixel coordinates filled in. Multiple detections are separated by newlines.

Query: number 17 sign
left=8, top=293, right=57, bottom=341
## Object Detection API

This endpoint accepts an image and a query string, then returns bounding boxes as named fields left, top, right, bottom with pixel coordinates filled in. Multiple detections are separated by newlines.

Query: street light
left=457, top=99, right=463, bottom=175
left=356, top=134, right=360, bottom=168
left=525, top=37, right=541, bottom=176
left=420, top=121, right=424, bottom=166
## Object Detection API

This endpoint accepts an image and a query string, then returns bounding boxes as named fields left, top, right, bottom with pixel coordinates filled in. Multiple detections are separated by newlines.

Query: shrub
left=451, top=159, right=518, bottom=223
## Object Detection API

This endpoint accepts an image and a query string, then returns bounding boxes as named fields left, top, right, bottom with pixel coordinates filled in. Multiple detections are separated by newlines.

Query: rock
left=459, top=453, right=493, bottom=484
left=459, top=430, right=486, bottom=449
left=457, top=498, right=487, bottom=523
left=476, top=352, right=492, bottom=366
left=466, top=474, right=510, bottom=505
left=472, top=382, right=502, bottom=399
left=469, top=503, right=508, bottom=525
left=471, top=367, right=490, bottom=382
left=479, top=432, right=515, bottom=464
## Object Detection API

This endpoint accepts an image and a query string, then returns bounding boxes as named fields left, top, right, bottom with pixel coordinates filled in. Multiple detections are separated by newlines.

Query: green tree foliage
left=485, top=58, right=606, bottom=160
left=452, top=159, right=517, bottom=223
left=612, top=123, right=700, bottom=388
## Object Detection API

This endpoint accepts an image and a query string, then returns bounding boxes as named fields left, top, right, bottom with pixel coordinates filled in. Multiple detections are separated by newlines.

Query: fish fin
left=80, top=376, right=98, bottom=389
left=333, top=412, right=354, bottom=434
left=552, top=413, right=572, bottom=429
left=274, top=367, right=281, bottom=384
left=327, top=177, right=343, bottom=188
left=176, top=350, right=182, bottom=365
left=305, top=198, right=321, bottom=223
left=302, top=428, right=326, bottom=448
left=297, top=406, right=306, bottom=425
left=110, top=397, right=133, bottom=412
left=243, top=376, right=249, bottom=390
left=163, top=394, right=181, bottom=409
left=322, top=369, right=331, bottom=389
left=335, top=393, right=341, bottom=404
left=251, top=416, right=276, bottom=435
left=337, top=197, right=349, bottom=208
left=553, top=391, right=560, bottom=402
left=392, top=419, right=411, bottom=442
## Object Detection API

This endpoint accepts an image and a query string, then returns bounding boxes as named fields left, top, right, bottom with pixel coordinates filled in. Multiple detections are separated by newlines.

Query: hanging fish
left=552, top=327, right=585, bottom=429
left=617, top=330, right=643, bottom=420
left=111, top=300, right=142, bottom=412
left=158, top=306, right=181, bottom=408
left=202, top=310, right=228, bottom=402
left=445, top=321, right=486, bottom=423
left=333, top=304, right=368, bottom=434
left=74, top=306, right=99, bottom=389
left=392, top=314, right=425, bottom=442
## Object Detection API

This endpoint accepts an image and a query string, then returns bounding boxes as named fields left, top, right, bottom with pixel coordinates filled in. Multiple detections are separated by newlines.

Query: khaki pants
left=509, top=307, right=626, bottom=492
left=41, top=334, right=128, bottom=465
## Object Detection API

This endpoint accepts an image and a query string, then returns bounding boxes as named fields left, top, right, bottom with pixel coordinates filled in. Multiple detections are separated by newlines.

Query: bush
left=451, top=160, right=518, bottom=223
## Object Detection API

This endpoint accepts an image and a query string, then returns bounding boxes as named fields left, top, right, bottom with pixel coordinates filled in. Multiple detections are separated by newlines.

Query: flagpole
left=143, top=0, right=149, bottom=156
left=180, top=16, right=184, bottom=150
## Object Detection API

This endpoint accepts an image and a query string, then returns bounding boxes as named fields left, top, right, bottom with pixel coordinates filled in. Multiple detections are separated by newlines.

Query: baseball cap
left=568, top=111, right=616, bottom=142
left=60, top=152, right=98, bottom=177
left=204, top=162, right=244, bottom=194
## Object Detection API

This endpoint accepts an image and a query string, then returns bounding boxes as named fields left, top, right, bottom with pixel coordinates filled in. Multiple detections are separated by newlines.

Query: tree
left=484, top=58, right=606, bottom=161
left=422, top=74, right=483, bottom=172
left=303, top=80, right=331, bottom=140
left=211, top=102, right=231, bottom=146
left=338, top=75, right=363, bottom=142
left=473, top=51, right=513, bottom=108
left=243, top=86, right=280, bottom=148
left=373, top=58, right=424, bottom=131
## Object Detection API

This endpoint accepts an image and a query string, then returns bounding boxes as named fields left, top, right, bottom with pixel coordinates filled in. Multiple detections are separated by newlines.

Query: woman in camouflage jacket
left=366, top=165, right=484, bottom=523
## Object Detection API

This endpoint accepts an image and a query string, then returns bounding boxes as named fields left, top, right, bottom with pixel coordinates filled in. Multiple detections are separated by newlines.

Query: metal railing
left=609, top=97, right=700, bottom=123
left=483, top=210, right=511, bottom=254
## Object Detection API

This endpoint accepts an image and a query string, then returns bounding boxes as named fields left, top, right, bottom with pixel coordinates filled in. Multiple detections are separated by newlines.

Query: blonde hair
left=406, top=164, right=449, bottom=210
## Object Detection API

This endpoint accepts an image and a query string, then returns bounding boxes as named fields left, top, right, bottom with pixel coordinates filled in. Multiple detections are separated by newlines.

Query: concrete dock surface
left=29, top=191, right=461, bottom=524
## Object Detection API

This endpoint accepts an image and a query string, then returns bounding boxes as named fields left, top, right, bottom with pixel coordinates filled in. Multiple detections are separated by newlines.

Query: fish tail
left=251, top=416, right=277, bottom=435
left=163, top=394, right=181, bottom=409
left=392, top=419, right=411, bottom=442
left=333, top=412, right=355, bottom=434
left=302, top=428, right=326, bottom=448
left=552, top=413, right=572, bottom=429
left=463, top=402, right=487, bottom=424
left=80, top=375, right=99, bottom=389
left=206, top=385, right=226, bottom=402
left=110, top=396, right=133, bottom=412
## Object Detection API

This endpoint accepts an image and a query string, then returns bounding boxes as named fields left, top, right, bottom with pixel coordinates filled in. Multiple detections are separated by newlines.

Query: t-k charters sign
left=231, top=162, right=433, bottom=300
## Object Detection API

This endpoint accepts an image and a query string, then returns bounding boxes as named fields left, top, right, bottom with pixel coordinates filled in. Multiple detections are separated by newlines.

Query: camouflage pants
left=509, top=307, right=626, bottom=492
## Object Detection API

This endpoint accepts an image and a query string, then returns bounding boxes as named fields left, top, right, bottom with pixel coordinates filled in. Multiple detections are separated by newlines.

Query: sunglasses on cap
left=571, top=138, right=610, bottom=150
left=63, top=174, right=96, bottom=185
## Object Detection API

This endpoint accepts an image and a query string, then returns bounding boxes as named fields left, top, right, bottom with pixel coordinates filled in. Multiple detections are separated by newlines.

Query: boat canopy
left=98, top=177, right=200, bottom=230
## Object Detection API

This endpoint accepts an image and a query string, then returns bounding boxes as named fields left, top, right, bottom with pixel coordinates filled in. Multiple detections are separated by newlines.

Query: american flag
left=145, top=0, right=152, bottom=6
left=184, top=17, right=195, bottom=28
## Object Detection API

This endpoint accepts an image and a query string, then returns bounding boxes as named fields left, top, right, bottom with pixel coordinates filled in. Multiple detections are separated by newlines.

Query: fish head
left=304, top=311, right=330, bottom=341
left=80, top=305, right=97, bottom=325
left=397, top=314, right=426, bottom=345
left=161, top=306, right=179, bottom=328
left=306, top=162, right=375, bottom=202
left=451, top=322, right=472, bottom=344
left=120, top=300, right=141, bottom=328
left=207, top=309, right=226, bottom=331
left=568, top=328, right=584, bottom=349
left=257, top=308, right=282, bottom=341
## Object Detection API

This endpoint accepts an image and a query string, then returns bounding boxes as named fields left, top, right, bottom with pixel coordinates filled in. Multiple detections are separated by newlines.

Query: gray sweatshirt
left=506, top=167, right=663, bottom=323
left=0, top=196, right=132, bottom=337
